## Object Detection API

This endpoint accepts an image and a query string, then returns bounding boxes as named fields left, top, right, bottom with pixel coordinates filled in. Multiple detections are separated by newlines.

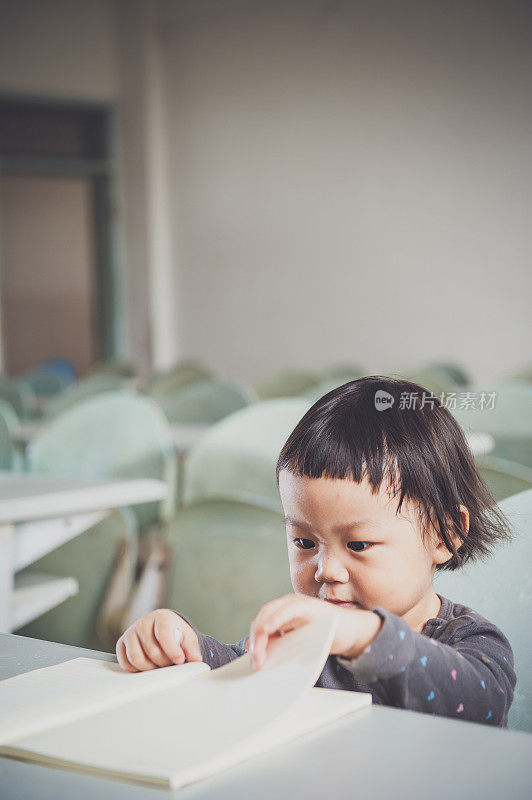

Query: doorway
left=0, top=97, right=119, bottom=378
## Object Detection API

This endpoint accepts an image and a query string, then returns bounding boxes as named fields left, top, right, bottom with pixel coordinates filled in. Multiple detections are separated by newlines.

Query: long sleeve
left=177, top=612, right=248, bottom=668
left=335, top=605, right=516, bottom=727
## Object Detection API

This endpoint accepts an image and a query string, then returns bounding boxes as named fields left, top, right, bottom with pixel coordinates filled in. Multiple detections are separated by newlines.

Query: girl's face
left=279, top=470, right=454, bottom=631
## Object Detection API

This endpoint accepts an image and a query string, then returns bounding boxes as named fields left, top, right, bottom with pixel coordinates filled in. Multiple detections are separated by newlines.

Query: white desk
left=0, top=472, right=168, bottom=634
left=0, top=633, right=530, bottom=800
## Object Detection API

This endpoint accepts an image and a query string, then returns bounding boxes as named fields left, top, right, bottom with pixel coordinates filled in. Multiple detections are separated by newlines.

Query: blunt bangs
left=276, top=376, right=512, bottom=571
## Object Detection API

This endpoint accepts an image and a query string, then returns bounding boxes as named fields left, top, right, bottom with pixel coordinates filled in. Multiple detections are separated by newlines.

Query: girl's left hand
left=248, top=593, right=383, bottom=669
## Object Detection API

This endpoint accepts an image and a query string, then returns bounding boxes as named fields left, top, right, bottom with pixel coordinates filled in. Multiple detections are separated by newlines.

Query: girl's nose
left=314, top=554, right=349, bottom=584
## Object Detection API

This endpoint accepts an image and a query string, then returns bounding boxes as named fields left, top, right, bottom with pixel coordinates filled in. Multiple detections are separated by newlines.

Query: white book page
left=5, top=616, right=339, bottom=787
left=0, top=657, right=210, bottom=744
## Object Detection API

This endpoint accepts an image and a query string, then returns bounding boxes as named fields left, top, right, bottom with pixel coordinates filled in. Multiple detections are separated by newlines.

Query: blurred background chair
left=183, top=398, right=310, bottom=510
left=29, top=391, right=176, bottom=528
left=476, top=454, right=532, bottom=502
left=160, top=378, right=257, bottom=426
left=142, top=360, right=212, bottom=404
left=0, top=402, right=16, bottom=469
left=452, top=382, right=532, bottom=469
left=256, top=369, right=322, bottom=400
left=302, top=377, right=356, bottom=402
left=43, top=373, right=129, bottom=419
left=425, top=362, right=471, bottom=387
left=166, top=398, right=311, bottom=641
left=434, top=488, right=532, bottom=733
left=397, top=364, right=460, bottom=397
left=0, top=376, right=37, bottom=419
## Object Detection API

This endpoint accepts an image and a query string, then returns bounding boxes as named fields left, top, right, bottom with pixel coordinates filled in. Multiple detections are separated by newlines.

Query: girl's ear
left=433, top=504, right=470, bottom=565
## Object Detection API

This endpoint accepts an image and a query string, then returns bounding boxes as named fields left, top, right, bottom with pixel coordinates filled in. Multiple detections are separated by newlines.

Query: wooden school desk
left=0, top=633, right=530, bottom=800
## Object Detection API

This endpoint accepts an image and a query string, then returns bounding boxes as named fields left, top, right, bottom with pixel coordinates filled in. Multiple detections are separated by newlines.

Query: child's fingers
left=153, top=615, right=202, bottom=664
left=123, top=631, right=159, bottom=671
left=137, top=626, right=174, bottom=668
left=251, top=599, right=309, bottom=669
left=180, top=627, right=203, bottom=663
left=153, top=615, right=188, bottom=663
left=116, top=637, right=138, bottom=672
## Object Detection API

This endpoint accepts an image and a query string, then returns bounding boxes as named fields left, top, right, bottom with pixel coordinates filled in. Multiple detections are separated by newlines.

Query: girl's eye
left=293, top=538, right=315, bottom=550
left=347, top=541, right=373, bottom=552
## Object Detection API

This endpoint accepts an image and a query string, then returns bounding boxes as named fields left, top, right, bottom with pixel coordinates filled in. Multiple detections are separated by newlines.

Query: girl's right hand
left=116, top=609, right=203, bottom=672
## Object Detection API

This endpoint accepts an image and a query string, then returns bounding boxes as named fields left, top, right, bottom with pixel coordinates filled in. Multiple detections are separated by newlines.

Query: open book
left=0, top=617, right=372, bottom=790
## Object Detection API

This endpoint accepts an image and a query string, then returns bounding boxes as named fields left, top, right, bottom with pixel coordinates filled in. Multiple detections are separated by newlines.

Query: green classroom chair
left=21, top=370, right=66, bottom=398
left=507, top=365, right=532, bottom=384
left=183, top=398, right=311, bottom=511
left=322, top=364, right=364, bottom=381
left=302, top=378, right=356, bottom=403
left=166, top=502, right=291, bottom=642
left=256, top=369, right=322, bottom=400
left=28, top=391, right=177, bottom=530
left=0, top=403, right=15, bottom=469
left=143, top=361, right=212, bottom=404
left=160, top=378, right=257, bottom=426
left=44, top=373, right=128, bottom=419
left=452, top=382, right=532, bottom=469
left=395, top=365, right=459, bottom=398
left=89, top=359, right=137, bottom=379
left=434, top=488, right=532, bottom=733
left=425, top=362, right=471, bottom=387
left=0, top=376, right=37, bottom=419
left=476, top=455, right=532, bottom=502
left=167, top=399, right=311, bottom=640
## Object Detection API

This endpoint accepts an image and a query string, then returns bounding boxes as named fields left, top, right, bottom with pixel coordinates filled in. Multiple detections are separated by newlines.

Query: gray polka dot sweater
left=181, top=594, right=516, bottom=727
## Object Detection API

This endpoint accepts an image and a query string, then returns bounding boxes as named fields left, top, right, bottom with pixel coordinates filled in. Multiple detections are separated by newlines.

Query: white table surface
left=0, top=472, right=168, bottom=524
left=0, top=633, right=530, bottom=800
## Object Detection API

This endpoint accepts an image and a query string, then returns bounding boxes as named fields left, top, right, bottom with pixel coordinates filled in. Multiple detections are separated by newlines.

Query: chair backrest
left=426, top=361, right=470, bottom=387
left=0, top=377, right=36, bottom=419
left=397, top=365, right=459, bottom=397
left=302, top=378, right=355, bottom=402
left=28, top=391, right=177, bottom=528
left=160, top=379, right=257, bottom=425
left=183, top=398, right=311, bottom=511
left=89, top=359, right=136, bottom=378
left=256, top=370, right=322, bottom=400
left=168, top=501, right=291, bottom=641
left=44, top=373, right=127, bottom=419
left=0, top=403, right=15, bottom=469
left=143, top=362, right=212, bottom=403
left=452, top=382, right=532, bottom=468
left=22, top=370, right=66, bottom=398
left=476, top=455, right=532, bottom=502
left=322, top=364, right=364, bottom=381
left=434, top=489, right=532, bottom=733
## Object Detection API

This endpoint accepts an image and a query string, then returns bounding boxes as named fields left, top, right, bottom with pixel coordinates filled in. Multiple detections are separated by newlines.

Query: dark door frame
left=0, top=93, right=122, bottom=371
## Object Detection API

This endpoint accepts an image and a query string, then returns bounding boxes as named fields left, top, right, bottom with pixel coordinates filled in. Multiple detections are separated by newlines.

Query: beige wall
left=160, top=0, right=532, bottom=385
left=0, top=0, right=530, bottom=384
left=0, top=0, right=118, bottom=100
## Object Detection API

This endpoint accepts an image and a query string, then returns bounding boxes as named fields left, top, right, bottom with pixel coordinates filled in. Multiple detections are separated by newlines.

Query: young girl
left=116, top=376, right=516, bottom=727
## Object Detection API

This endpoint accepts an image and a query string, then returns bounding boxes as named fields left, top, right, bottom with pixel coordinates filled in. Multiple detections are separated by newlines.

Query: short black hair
left=276, top=376, right=511, bottom=571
